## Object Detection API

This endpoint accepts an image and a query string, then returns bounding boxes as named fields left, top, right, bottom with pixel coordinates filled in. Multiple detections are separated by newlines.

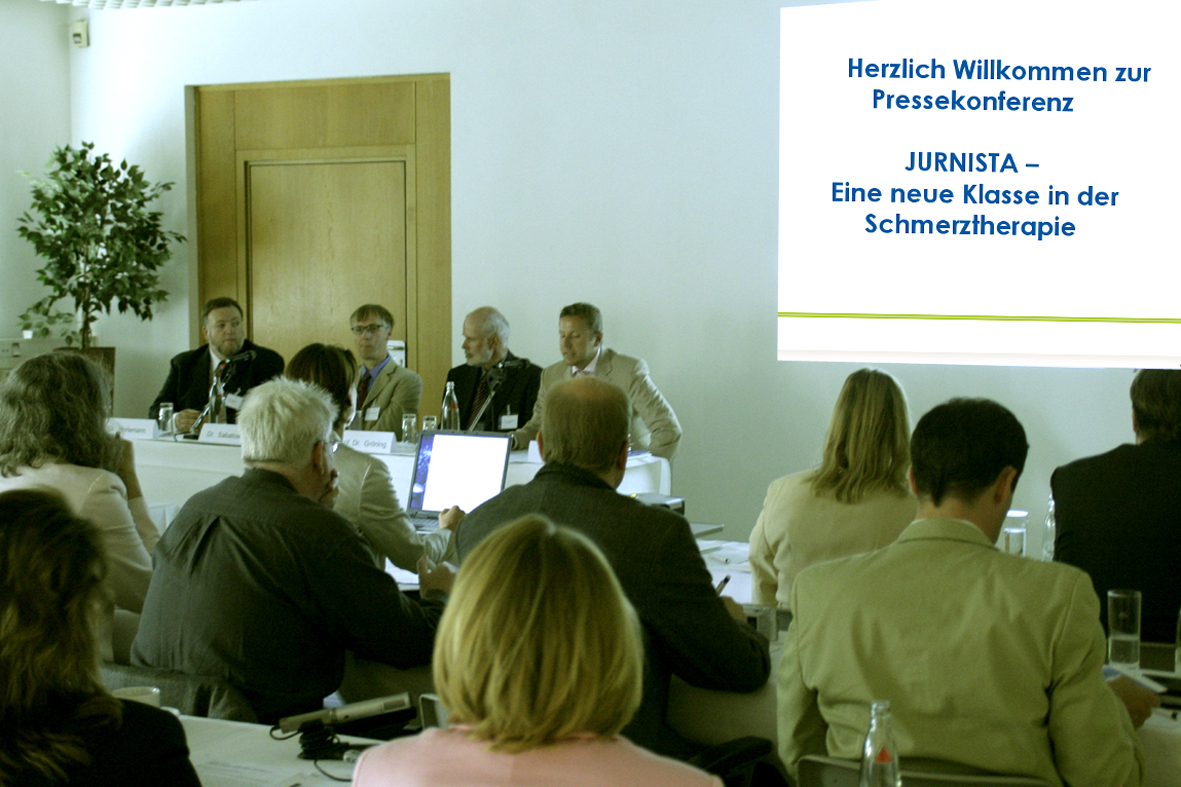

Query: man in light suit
left=351, top=304, right=422, bottom=440
left=512, top=302, right=682, bottom=459
left=778, top=398, right=1144, bottom=786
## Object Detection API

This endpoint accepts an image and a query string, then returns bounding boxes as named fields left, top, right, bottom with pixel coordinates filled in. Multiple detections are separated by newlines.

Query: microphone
left=278, top=692, right=411, bottom=733
left=227, top=350, right=256, bottom=363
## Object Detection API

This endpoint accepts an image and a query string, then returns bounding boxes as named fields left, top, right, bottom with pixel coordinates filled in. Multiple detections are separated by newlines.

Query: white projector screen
left=778, top=0, right=1180, bottom=368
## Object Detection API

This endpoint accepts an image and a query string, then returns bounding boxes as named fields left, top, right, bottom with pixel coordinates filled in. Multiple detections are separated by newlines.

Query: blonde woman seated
left=749, top=369, right=917, bottom=609
left=352, top=515, right=721, bottom=787
left=0, top=489, right=200, bottom=786
left=0, top=353, right=158, bottom=662
left=286, top=344, right=458, bottom=570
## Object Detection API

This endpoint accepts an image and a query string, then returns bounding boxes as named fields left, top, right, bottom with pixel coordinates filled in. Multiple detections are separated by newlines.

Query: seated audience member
left=1053, top=368, right=1181, bottom=643
left=149, top=296, right=284, bottom=431
left=0, top=489, right=200, bottom=787
left=286, top=343, right=459, bottom=569
left=459, top=376, right=768, bottom=760
left=351, top=303, right=422, bottom=440
left=445, top=306, right=542, bottom=432
left=749, top=369, right=916, bottom=608
left=353, top=515, right=721, bottom=787
left=132, top=377, right=453, bottom=723
left=0, top=353, right=158, bottom=663
left=512, top=302, right=682, bottom=459
left=778, top=398, right=1143, bottom=785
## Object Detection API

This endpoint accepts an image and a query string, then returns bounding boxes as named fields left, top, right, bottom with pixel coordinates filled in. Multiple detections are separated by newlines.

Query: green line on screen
left=777, top=312, right=1181, bottom=324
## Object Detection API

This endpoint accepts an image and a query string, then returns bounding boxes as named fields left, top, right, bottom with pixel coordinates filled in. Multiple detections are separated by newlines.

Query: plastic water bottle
left=860, top=700, right=901, bottom=787
left=441, top=381, right=460, bottom=430
left=1042, top=496, right=1056, bottom=561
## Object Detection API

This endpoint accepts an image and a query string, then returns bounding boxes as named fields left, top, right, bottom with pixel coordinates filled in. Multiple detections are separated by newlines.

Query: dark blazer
left=148, top=339, right=284, bottom=423
left=43, top=699, right=200, bottom=787
left=1052, top=441, right=1181, bottom=643
left=456, top=463, right=770, bottom=760
left=445, top=350, right=542, bottom=433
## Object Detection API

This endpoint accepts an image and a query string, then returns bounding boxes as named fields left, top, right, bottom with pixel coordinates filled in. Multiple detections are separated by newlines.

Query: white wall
left=2, top=0, right=1139, bottom=543
left=0, top=0, right=71, bottom=336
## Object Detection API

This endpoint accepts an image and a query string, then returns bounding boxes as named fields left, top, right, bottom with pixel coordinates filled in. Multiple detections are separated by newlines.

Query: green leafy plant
left=16, top=142, right=185, bottom=349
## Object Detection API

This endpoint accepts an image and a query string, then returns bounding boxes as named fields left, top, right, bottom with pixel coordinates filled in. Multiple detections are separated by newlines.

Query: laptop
left=406, top=430, right=512, bottom=531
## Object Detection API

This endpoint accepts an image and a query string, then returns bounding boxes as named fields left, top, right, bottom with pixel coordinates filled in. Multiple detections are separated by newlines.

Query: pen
left=715, top=575, right=730, bottom=594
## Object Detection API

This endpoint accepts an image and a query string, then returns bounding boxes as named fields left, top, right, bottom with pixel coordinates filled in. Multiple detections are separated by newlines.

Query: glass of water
left=1107, top=589, right=1141, bottom=670
left=157, top=402, right=174, bottom=437
left=421, top=415, right=438, bottom=433
left=401, top=413, right=417, bottom=446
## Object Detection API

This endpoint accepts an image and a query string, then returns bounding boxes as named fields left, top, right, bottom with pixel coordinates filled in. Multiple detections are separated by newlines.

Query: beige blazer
left=748, top=472, right=916, bottom=608
left=0, top=462, right=159, bottom=661
left=778, top=517, right=1143, bottom=786
left=332, top=443, right=452, bottom=571
left=357, top=359, right=423, bottom=440
left=513, top=348, right=682, bottom=459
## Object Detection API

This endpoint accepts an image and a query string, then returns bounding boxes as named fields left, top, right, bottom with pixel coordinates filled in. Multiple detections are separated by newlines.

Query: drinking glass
left=421, top=415, right=438, bottom=432
left=1002, top=526, right=1026, bottom=556
left=157, top=402, right=174, bottom=436
left=401, top=413, right=417, bottom=446
left=1107, top=589, right=1141, bottom=670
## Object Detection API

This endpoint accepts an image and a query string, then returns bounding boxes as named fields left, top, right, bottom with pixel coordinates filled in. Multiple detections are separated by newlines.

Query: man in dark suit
left=445, top=307, right=541, bottom=434
left=456, top=376, right=769, bottom=760
left=149, top=297, right=284, bottom=430
left=1052, top=368, right=1181, bottom=643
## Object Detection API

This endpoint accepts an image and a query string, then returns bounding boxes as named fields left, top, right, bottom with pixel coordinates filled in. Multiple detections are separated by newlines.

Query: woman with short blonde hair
left=352, top=515, right=720, bottom=786
left=750, top=369, right=917, bottom=609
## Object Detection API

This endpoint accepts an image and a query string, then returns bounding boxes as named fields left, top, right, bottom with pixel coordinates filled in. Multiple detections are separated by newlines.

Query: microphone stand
left=466, top=364, right=508, bottom=432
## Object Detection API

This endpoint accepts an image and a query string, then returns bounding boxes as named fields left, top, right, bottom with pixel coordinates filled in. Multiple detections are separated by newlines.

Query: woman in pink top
left=351, top=515, right=721, bottom=787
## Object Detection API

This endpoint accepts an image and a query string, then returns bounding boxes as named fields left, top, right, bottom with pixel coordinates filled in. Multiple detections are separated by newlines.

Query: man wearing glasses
left=350, top=304, right=423, bottom=440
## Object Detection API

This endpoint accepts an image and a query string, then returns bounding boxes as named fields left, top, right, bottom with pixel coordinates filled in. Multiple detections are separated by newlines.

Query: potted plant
left=16, top=142, right=185, bottom=364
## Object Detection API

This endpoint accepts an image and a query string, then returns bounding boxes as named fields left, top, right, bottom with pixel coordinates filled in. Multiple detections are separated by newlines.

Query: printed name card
left=342, top=430, right=396, bottom=455
left=199, top=424, right=242, bottom=446
left=108, top=418, right=157, bottom=440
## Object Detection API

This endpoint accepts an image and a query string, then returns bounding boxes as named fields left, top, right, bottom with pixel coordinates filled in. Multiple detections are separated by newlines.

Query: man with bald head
left=444, top=307, right=541, bottom=433
left=457, top=376, right=768, bottom=760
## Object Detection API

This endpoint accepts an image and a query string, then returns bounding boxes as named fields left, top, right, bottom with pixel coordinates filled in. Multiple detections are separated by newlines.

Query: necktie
left=468, top=373, right=490, bottom=431
left=215, top=360, right=228, bottom=380
left=357, top=372, right=372, bottom=413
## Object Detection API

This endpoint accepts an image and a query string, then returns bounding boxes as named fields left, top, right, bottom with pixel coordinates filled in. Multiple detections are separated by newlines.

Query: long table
left=132, top=437, right=670, bottom=528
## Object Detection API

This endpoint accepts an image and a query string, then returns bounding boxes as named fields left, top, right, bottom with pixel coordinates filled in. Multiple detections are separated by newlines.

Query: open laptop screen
left=407, top=430, right=511, bottom=516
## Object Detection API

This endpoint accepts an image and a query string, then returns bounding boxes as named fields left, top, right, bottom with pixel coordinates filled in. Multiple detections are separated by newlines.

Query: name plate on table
left=199, top=424, right=241, bottom=445
left=108, top=418, right=157, bottom=440
left=342, top=430, right=396, bottom=455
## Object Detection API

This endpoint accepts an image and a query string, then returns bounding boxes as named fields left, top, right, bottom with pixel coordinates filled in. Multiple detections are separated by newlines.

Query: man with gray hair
left=132, top=377, right=452, bottom=723
left=445, top=306, right=542, bottom=432
left=457, top=376, right=768, bottom=760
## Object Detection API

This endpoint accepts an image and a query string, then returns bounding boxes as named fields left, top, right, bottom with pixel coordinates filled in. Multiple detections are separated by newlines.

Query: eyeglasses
left=351, top=324, right=388, bottom=336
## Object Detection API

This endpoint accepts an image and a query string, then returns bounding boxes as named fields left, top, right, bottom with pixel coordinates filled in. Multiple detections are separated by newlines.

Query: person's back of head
left=432, top=514, right=643, bottom=751
left=239, top=377, right=337, bottom=469
left=540, top=377, right=629, bottom=474
left=910, top=398, right=1028, bottom=506
left=0, top=353, right=119, bottom=477
left=0, top=488, right=121, bottom=784
left=1130, top=368, right=1181, bottom=444
left=810, top=368, right=910, bottom=503
left=285, top=344, right=358, bottom=432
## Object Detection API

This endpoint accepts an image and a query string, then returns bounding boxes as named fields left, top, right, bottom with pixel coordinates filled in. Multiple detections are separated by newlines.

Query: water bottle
left=441, top=381, right=461, bottom=430
left=1042, top=496, right=1056, bottom=561
left=860, top=700, right=901, bottom=787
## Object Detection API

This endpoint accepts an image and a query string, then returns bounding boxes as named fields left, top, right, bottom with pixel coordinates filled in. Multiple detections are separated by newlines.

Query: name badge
left=342, top=429, right=396, bottom=455
left=108, top=418, right=157, bottom=440
left=199, top=423, right=242, bottom=445
left=498, top=414, right=519, bottom=430
left=364, top=406, right=381, bottom=423
left=225, top=393, right=244, bottom=410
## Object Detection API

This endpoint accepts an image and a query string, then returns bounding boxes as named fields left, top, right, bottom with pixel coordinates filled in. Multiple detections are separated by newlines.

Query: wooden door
left=187, top=76, right=450, bottom=411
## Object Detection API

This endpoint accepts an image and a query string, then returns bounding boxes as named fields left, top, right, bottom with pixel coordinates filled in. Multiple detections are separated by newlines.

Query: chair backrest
left=797, top=756, right=1053, bottom=787
left=100, top=663, right=257, bottom=722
